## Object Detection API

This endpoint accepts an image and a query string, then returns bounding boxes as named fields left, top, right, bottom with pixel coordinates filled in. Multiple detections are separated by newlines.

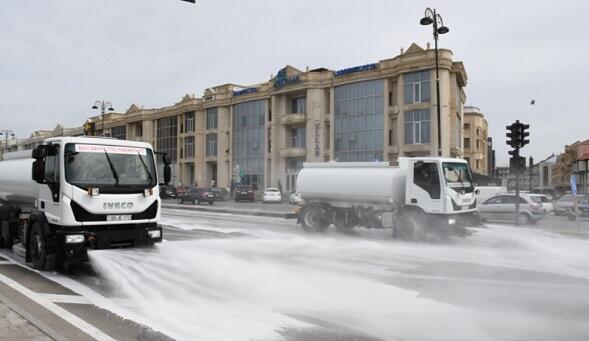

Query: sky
left=1, top=0, right=587, bottom=165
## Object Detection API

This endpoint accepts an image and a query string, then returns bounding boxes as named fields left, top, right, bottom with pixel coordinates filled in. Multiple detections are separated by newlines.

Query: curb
left=162, top=204, right=289, bottom=218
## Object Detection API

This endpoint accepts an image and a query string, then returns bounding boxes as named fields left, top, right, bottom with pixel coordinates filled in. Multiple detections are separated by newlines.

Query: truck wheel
left=300, top=205, right=329, bottom=233
left=395, top=212, right=426, bottom=241
left=29, top=222, right=55, bottom=271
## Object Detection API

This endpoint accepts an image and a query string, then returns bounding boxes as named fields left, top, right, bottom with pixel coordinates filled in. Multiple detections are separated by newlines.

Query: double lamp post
left=420, top=8, right=449, bottom=157
left=92, top=100, right=114, bottom=137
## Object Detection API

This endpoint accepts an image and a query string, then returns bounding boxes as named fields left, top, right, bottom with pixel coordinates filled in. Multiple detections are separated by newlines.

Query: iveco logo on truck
left=103, top=202, right=134, bottom=210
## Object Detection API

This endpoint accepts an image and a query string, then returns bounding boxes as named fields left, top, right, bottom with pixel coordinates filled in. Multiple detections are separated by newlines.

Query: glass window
left=206, top=134, right=217, bottom=157
left=232, top=100, right=265, bottom=186
left=157, top=116, right=177, bottom=162
left=184, top=136, right=194, bottom=158
left=464, top=138, right=471, bottom=149
left=206, top=108, right=218, bottom=130
left=291, top=127, right=306, bottom=148
left=404, top=70, right=431, bottom=104
left=334, top=79, right=383, bottom=161
left=291, top=97, right=306, bottom=114
left=111, top=126, right=126, bottom=140
left=184, top=111, right=195, bottom=133
left=404, top=110, right=430, bottom=144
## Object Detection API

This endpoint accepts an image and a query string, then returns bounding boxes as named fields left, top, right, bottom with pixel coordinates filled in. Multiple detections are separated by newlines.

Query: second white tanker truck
left=291, top=157, right=478, bottom=239
left=0, top=136, right=171, bottom=270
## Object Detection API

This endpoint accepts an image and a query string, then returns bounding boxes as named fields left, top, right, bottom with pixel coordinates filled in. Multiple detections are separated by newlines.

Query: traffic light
left=506, top=122, right=521, bottom=149
left=519, top=123, right=530, bottom=147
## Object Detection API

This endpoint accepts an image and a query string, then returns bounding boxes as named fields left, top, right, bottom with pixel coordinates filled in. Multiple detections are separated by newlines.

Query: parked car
left=211, top=187, right=230, bottom=201
left=475, top=186, right=507, bottom=204
left=178, top=187, right=215, bottom=205
left=158, top=184, right=177, bottom=199
left=478, top=194, right=546, bottom=224
left=538, top=194, right=555, bottom=214
left=234, top=185, right=255, bottom=202
left=564, top=195, right=589, bottom=219
left=262, top=188, right=282, bottom=204
left=289, top=191, right=303, bottom=205
left=175, top=185, right=191, bottom=198
left=554, top=194, right=576, bottom=216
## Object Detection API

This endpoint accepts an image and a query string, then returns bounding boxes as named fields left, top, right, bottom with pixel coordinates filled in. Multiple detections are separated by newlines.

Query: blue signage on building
left=334, top=63, right=378, bottom=77
left=273, top=67, right=300, bottom=90
left=232, top=87, right=258, bottom=97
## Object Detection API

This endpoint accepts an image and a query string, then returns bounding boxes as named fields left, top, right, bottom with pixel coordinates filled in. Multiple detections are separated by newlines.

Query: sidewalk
left=161, top=199, right=296, bottom=218
left=0, top=301, right=51, bottom=341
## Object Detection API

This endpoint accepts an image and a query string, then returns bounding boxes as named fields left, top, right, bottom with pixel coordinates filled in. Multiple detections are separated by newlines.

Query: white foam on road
left=83, top=218, right=589, bottom=341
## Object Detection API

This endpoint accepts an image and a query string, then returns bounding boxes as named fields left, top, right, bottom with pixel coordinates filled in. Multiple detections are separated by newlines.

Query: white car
left=262, top=188, right=282, bottom=203
left=531, top=194, right=554, bottom=214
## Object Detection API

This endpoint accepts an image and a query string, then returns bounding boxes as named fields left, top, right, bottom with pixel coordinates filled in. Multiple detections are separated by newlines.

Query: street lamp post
left=92, top=100, right=114, bottom=137
left=0, top=129, right=16, bottom=159
left=420, top=8, right=449, bottom=157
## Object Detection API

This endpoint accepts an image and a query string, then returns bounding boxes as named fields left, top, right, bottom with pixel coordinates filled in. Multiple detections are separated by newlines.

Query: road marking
left=0, top=261, right=12, bottom=265
left=40, top=293, right=91, bottom=305
left=0, top=271, right=116, bottom=341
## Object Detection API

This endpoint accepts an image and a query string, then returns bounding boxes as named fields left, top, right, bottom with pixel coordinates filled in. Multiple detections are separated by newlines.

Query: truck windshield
left=64, top=143, right=156, bottom=188
left=442, top=162, right=474, bottom=192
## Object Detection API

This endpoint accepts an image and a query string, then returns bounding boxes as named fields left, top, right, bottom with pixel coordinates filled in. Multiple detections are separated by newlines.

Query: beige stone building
left=11, top=43, right=471, bottom=192
left=462, top=106, right=488, bottom=175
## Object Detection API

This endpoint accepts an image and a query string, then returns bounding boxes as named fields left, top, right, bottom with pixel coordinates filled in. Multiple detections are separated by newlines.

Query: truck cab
left=0, top=136, right=171, bottom=270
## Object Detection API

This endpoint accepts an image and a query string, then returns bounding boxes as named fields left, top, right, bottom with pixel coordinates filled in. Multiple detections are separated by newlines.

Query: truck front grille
left=70, top=201, right=158, bottom=222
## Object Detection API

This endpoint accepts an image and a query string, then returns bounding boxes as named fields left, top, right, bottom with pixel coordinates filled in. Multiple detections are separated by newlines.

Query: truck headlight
left=448, top=218, right=457, bottom=225
left=65, top=234, right=85, bottom=244
left=148, top=230, right=161, bottom=239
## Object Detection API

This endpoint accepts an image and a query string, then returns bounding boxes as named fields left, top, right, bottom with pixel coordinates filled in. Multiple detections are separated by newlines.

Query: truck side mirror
left=32, top=146, right=47, bottom=159
left=31, top=160, right=45, bottom=183
left=164, top=164, right=171, bottom=185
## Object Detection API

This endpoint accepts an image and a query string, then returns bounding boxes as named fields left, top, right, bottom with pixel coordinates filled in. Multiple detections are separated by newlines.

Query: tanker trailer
left=0, top=136, right=171, bottom=270
left=292, top=157, right=478, bottom=240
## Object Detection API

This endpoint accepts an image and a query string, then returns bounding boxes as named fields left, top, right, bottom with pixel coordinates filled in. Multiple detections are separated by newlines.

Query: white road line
left=0, top=261, right=12, bottom=265
left=0, top=272, right=115, bottom=341
left=40, top=293, right=91, bottom=305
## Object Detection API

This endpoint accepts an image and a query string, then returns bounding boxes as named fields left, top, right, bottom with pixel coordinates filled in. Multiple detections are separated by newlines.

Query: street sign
left=571, top=175, right=577, bottom=195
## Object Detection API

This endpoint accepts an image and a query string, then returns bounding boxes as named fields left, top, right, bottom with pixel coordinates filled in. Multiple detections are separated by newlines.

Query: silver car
left=554, top=194, right=576, bottom=216
left=479, top=194, right=546, bottom=224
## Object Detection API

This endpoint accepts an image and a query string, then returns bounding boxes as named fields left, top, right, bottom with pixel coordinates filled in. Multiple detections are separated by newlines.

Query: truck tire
left=395, top=211, right=426, bottom=241
left=300, top=205, right=329, bottom=233
left=29, top=222, right=55, bottom=271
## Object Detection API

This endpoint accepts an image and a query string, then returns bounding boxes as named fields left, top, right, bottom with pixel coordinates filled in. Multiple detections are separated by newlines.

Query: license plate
left=107, top=215, right=132, bottom=222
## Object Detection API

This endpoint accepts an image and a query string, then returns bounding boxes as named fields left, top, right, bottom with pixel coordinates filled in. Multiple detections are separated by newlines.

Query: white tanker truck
left=0, top=136, right=171, bottom=270
left=291, top=157, right=478, bottom=239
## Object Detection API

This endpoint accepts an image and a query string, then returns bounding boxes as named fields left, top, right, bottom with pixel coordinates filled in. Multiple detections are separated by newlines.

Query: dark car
left=234, top=185, right=255, bottom=202
left=158, top=184, right=176, bottom=199
left=178, top=187, right=215, bottom=205
left=175, top=186, right=190, bottom=198
left=211, top=187, right=230, bottom=201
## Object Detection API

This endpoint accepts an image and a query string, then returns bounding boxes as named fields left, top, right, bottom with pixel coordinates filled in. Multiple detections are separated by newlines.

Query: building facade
left=9, top=43, right=470, bottom=191
left=462, top=106, right=489, bottom=175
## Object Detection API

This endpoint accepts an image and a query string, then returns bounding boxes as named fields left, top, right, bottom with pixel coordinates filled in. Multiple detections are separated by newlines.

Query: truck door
left=38, top=144, right=62, bottom=225
left=407, top=161, right=443, bottom=213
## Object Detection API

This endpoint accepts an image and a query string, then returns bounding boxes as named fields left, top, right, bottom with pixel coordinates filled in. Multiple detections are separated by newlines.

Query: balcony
left=280, top=147, right=306, bottom=158
left=281, top=113, right=306, bottom=125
